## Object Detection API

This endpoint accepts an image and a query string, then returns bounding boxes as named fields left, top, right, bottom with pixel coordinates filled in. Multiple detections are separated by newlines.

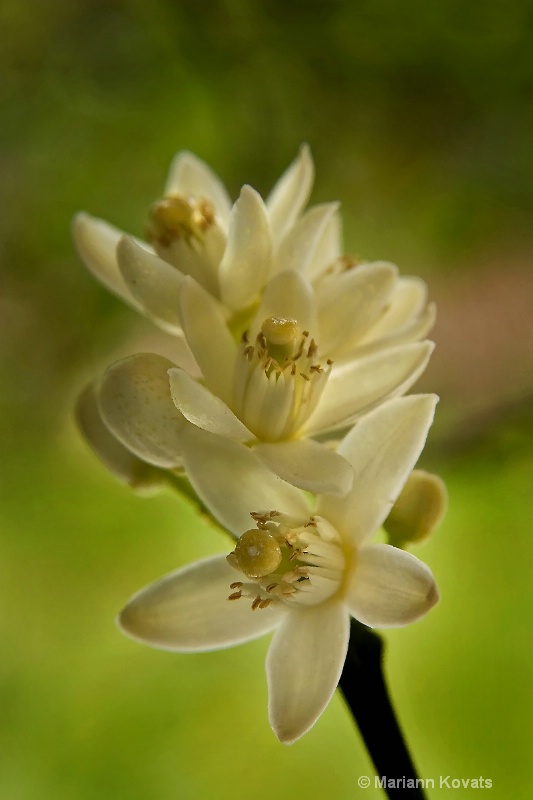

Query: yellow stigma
left=230, top=529, right=282, bottom=579
left=261, top=317, right=300, bottom=347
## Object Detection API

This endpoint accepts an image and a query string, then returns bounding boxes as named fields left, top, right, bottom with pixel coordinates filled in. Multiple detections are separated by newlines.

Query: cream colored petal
left=164, top=151, right=232, bottom=226
left=366, top=303, right=437, bottom=355
left=75, top=383, right=166, bottom=491
left=360, top=277, right=429, bottom=343
left=98, top=354, right=184, bottom=468
left=219, top=186, right=272, bottom=310
left=168, top=367, right=252, bottom=440
left=305, top=341, right=434, bottom=435
left=117, top=236, right=185, bottom=334
left=254, top=439, right=353, bottom=497
left=345, top=543, right=439, bottom=628
left=305, top=209, right=343, bottom=282
left=316, top=394, right=438, bottom=544
left=317, top=261, right=398, bottom=356
left=179, top=425, right=311, bottom=537
left=275, top=202, right=339, bottom=275
left=119, top=555, right=285, bottom=652
left=250, top=270, right=317, bottom=338
left=266, top=601, right=349, bottom=744
left=266, top=144, right=314, bottom=245
left=72, top=212, right=142, bottom=310
left=177, top=277, right=236, bottom=405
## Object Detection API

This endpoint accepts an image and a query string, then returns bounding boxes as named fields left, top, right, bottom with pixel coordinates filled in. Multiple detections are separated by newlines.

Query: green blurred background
left=1, top=1, right=532, bottom=798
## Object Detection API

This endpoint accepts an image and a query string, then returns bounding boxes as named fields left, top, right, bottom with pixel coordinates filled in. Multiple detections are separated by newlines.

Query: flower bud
left=384, top=470, right=447, bottom=547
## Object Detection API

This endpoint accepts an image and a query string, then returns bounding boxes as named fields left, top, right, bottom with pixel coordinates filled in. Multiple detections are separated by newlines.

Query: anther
left=251, top=595, right=262, bottom=611
left=228, top=591, right=242, bottom=601
left=229, top=582, right=243, bottom=589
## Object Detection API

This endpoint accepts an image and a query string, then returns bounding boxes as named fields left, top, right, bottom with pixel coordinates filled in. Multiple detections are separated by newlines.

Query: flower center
left=232, top=317, right=333, bottom=441
left=226, top=511, right=345, bottom=609
left=147, top=194, right=216, bottom=248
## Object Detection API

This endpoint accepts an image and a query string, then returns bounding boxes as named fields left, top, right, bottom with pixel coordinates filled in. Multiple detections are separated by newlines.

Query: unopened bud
left=384, top=470, right=447, bottom=547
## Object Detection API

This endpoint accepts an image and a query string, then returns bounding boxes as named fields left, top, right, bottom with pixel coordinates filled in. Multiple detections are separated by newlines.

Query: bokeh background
left=1, top=1, right=532, bottom=798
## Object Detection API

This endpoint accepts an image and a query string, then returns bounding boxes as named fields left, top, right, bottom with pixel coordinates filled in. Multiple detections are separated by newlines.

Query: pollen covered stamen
left=226, top=512, right=346, bottom=609
left=147, top=194, right=215, bottom=247
left=233, top=319, right=333, bottom=441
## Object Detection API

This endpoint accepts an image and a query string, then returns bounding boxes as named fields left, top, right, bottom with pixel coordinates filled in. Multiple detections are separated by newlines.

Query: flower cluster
left=74, top=146, right=446, bottom=744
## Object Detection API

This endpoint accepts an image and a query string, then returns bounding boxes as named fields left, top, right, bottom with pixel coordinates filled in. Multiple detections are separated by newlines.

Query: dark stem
left=339, top=619, right=428, bottom=799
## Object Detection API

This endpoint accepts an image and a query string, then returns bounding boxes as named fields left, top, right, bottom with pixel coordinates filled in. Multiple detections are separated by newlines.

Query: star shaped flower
left=73, top=145, right=338, bottom=335
left=73, top=146, right=435, bottom=349
left=90, top=266, right=433, bottom=496
left=118, top=394, right=439, bottom=744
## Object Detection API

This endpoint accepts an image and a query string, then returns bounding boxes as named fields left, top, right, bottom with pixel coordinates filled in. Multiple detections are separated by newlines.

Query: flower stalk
left=339, top=619, right=428, bottom=799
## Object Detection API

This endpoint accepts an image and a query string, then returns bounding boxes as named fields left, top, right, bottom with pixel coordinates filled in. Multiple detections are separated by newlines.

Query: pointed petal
left=72, top=212, right=142, bottom=310
left=254, top=439, right=353, bottom=496
left=168, top=367, right=252, bottom=440
left=365, top=303, right=437, bottom=355
left=164, top=151, right=232, bottom=226
left=219, top=186, right=273, bottom=310
left=119, top=555, right=285, bottom=652
left=346, top=544, right=439, bottom=628
left=361, top=277, right=429, bottom=343
left=266, top=601, right=349, bottom=744
left=305, top=341, right=434, bottom=435
left=250, top=270, right=317, bottom=338
left=179, top=425, right=311, bottom=537
left=317, top=262, right=398, bottom=356
left=316, top=395, right=438, bottom=544
left=305, top=211, right=343, bottom=281
left=266, top=144, right=314, bottom=245
left=177, top=277, right=236, bottom=405
left=98, top=354, right=184, bottom=468
left=275, top=203, right=339, bottom=275
left=75, top=383, right=166, bottom=491
left=117, top=236, right=185, bottom=334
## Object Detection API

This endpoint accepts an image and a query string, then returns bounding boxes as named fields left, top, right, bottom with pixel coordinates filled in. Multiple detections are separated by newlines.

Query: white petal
left=305, top=211, right=343, bottom=281
left=305, top=341, right=434, bottom=435
left=317, top=261, right=398, bottom=356
left=346, top=544, right=439, bottom=628
left=72, top=213, right=142, bottom=310
left=254, top=439, right=353, bottom=496
left=178, top=425, right=311, bottom=537
left=117, top=236, right=185, bottom=334
left=98, top=354, right=184, bottom=468
left=250, top=270, right=317, bottom=338
left=219, top=186, right=272, bottom=310
left=266, top=144, right=314, bottom=245
left=75, top=383, right=166, bottom=491
left=177, top=277, right=236, bottom=405
left=266, top=601, right=349, bottom=744
left=364, top=303, right=437, bottom=355
left=316, top=395, right=438, bottom=544
left=275, top=203, right=339, bottom=275
left=164, top=151, right=232, bottom=226
left=360, top=277, right=429, bottom=343
left=119, top=555, right=285, bottom=652
left=168, top=367, right=252, bottom=440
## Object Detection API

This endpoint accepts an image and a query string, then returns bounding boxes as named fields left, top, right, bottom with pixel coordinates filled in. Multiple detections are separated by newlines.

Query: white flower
left=72, top=146, right=435, bottom=350
left=118, top=394, right=440, bottom=744
left=165, top=267, right=434, bottom=495
left=84, top=260, right=433, bottom=497
left=72, top=145, right=337, bottom=335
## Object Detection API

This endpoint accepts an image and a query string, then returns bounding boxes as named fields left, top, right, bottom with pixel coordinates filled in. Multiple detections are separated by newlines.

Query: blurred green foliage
left=1, top=1, right=532, bottom=798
